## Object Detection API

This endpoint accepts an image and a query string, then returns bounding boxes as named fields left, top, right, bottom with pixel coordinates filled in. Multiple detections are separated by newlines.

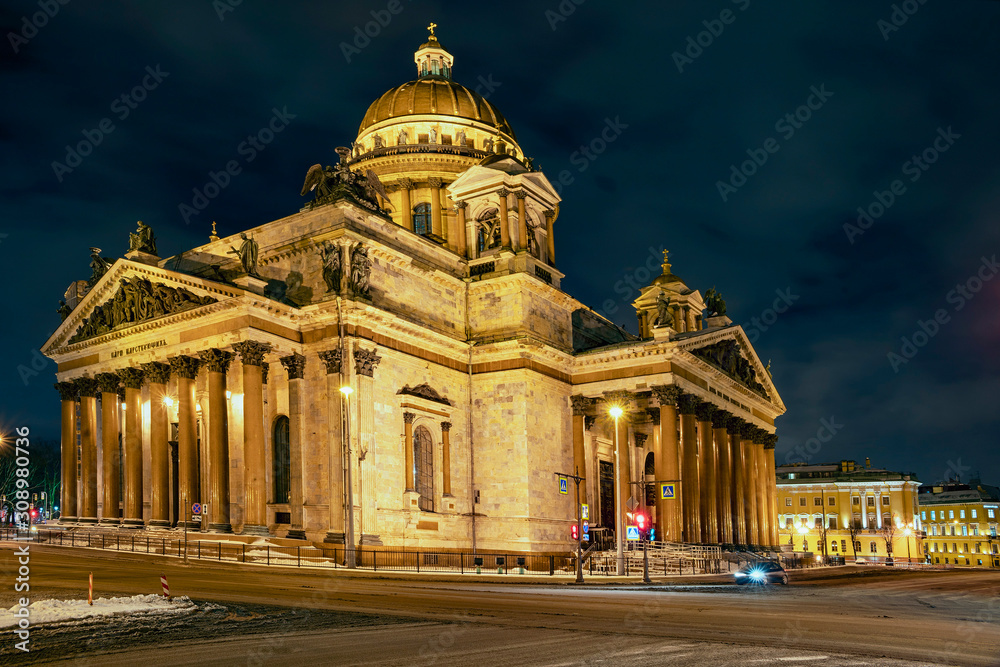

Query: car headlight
left=749, top=569, right=765, bottom=581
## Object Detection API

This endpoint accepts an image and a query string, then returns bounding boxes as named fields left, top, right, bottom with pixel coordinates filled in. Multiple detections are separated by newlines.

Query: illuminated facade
left=776, top=460, right=922, bottom=562
left=919, top=481, right=1000, bottom=568
left=42, top=30, right=785, bottom=552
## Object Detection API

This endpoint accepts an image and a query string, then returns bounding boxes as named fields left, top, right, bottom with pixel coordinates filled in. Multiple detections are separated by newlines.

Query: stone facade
left=41, top=31, right=785, bottom=553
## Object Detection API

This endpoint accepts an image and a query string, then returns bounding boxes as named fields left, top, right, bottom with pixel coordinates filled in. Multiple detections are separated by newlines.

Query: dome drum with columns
left=41, top=26, right=784, bottom=557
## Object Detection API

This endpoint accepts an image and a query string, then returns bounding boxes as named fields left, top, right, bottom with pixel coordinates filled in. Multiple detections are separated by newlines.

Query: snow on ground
left=0, top=594, right=198, bottom=629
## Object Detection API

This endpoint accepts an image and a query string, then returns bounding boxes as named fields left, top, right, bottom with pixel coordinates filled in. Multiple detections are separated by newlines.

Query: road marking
left=777, top=657, right=829, bottom=662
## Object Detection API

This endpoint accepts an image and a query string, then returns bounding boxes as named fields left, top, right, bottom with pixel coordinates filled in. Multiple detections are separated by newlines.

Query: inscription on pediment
left=69, top=276, right=217, bottom=343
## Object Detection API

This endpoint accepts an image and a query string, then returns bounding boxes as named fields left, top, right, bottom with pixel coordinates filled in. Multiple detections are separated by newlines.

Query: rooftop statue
left=299, top=154, right=389, bottom=214
left=128, top=220, right=158, bottom=256
left=57, top=300, right=72, bottom=321
left=350, top=244, right=372, bottom=297
left=88, top=247, right=113, bottom=286
left=704, top=286, right=727, bottom=317
left=228, top=232, right=260, bottom=277
left=654, top=291, right=672, bottom=327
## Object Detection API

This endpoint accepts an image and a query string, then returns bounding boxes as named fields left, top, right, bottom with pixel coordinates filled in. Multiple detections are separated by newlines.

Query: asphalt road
left=2, top=544, right=998, bottom=666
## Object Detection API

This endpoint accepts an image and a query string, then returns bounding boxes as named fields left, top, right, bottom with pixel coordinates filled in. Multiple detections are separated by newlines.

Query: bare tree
left=877, top=520, right=898, bottom=561
left=846, top=518, right=863, bottom=562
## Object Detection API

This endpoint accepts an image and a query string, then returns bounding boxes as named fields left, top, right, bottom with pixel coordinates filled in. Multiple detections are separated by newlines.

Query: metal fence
left=0, top=528, right=561, bottom=575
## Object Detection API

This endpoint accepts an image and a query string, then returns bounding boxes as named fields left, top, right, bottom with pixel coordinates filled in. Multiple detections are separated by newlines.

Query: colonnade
left=570, top=385, right=780, bottom=548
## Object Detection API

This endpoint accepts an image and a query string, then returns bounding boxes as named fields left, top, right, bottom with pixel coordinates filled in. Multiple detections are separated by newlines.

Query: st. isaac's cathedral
left=42, top=29, right=785, bottom=554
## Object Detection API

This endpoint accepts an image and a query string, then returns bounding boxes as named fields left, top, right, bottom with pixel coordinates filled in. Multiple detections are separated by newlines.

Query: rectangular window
left=931, top=511, right=936, bottom=520
left=951, top=526, right=956, bottom=536
left=949, top=510, right=955, bottom=519
left=972, top=526, right=979, bottom=536
left=785, top=498, right=792, bottom=506
left=814, top=497, right=822, bottom=506
left=785, top=517, right=793, bottom=528
left=799, top=497, right=806, bottom=507
left=829, top=497, right=836, bottom=506
left=840, top=539, right=846, bottom=552
left=960, top=509, right=966, bottom=519
left=882, top=496, right=890, bottom=506
left=867, top=497, right=875, bottom=507
left=829, top=517, right=838, bottom=530
left=962, top=526, right=968, bottom=536
left=815, top=517, right=823, bottom=528
left=971, top=509, right=977, bottom=519
left=989, top=509, right=996, bottom=519
left=921, top=510, right=926, bottom=520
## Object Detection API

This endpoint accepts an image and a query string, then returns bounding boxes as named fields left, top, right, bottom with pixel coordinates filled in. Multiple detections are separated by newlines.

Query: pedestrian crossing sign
left=626, top=525, right=640, bottom=541
left=660, top=483, right=675, bottom=500
left=559, top=477, right=568, bottom=494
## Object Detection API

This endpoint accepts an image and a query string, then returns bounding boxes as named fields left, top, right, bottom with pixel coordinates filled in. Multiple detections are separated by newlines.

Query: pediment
left=42, top=260, right=241, bottom=354
left=676, top=328, right=784, bottom=411
left=397, top=382, right=452, bottom=406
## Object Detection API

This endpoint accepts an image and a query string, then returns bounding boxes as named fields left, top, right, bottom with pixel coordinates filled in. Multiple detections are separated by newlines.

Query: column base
left=179, top=521, right=202, bottom=530
left=360, top=534, right=382, bottom=546
left=241, top=524, right=270, bottom=537
left=98, top=518, right=120, bottom=526
left=78, top=517, right=98, bottom=524
left=148, top=519, right=172, bottom=529
left=323, top=531, right=345, bottom=544
left=208, top=523, right=233, bottom=533
left=60, top=516, right=78, bottom=524
left=285, top=529, right=307, bottom=540
left=122, top=519, right=145, bottom=528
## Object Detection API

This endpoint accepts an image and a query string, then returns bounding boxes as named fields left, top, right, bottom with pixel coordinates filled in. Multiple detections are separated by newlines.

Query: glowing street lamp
left=797, top=523, right=809, bottom=552
left=340, top=385, right=356, bottom=569
left=609, top=404, right=624, bottom=576
left=903, top=523, right=913, bottom=564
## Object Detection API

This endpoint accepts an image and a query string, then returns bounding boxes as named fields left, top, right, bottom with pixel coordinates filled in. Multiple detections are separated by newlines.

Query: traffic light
left=635, top=512, right=647, bottom=532
left=571, top=524, right=579, bottom=540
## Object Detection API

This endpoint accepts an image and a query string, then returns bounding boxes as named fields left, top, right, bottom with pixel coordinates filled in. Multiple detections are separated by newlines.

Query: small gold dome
left=357, top=78, right=517, bottom=140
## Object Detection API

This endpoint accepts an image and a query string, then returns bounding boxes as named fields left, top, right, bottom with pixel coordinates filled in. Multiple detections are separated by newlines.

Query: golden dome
left=357, top=78, right=517, bottom=140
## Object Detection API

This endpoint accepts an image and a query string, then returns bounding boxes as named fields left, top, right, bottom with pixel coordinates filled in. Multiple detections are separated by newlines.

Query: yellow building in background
left=918, top=481, right=1000, bottom=568
left=776, top=460, right=922, bottom=563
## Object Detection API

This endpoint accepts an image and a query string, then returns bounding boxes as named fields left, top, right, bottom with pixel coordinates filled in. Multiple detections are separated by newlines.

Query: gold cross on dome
left=428, top=22, right=437, bottom=37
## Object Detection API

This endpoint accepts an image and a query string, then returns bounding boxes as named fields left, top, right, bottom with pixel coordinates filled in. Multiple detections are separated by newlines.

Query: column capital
left=496, top=187, right=510, bottom=198
left=584, top=415, right=596, bottom=431
left=570, top=394, right=592, bottom=416
left=119, top=367, right=145, bottom=389
left=54, top=381, right=78, bottom=401
left=232, top=340, right=272, bottom=366
left=737, top=421, right=756, bottom=440
left=354, top=347, right=381, bottom=378
left=543, top=209, right=556, bottom=221
left=95, top=372, right=121, bottom=395
left=403, top=412, right=415, bottom=424
left=751, top=427, right=770, bottom=445
left=441, top=421, right=452, bottom=432
left=676, top=393, right=700, bottom=416
left=76, top=377, right=99, bottom=397
left=117, top=386, right=126, bottom=402
left=694, top=401, right=717, bottom=423
left=634, top=432, right=648, bottom=448
left=398, top=177, right=414, bottom=190
left=199, top=348, right=234, bottom=374
left=513, top=190, right=528, bottom=200
left=646, top=408, right=660, bottom=426
left=725, top=415, right=743, bottom=435
left=454, top=201, right=468, bottom=210
left=763, top=433, right=778, bottom=450
left=602, top=389, right=634, bottom=409
left=141, top=361, right=171, bottom=385
left=280, top=353, right=307, bottom=380
left=428, top=176, right=443, bottom=188
left=710, top=409, right=731, bottom=428
left=651, top=384, right=682, bottom=407
left=318, top=349, right=343, bottom=375
left=169, top=355, right=201, bottom=380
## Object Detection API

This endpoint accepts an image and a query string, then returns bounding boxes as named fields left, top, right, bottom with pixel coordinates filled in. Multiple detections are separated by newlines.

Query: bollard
left=297, top=546, right=301, bottom=568
left=88, top=572, right=93, bottom=606
left=160, top=574, right=170, bottom=599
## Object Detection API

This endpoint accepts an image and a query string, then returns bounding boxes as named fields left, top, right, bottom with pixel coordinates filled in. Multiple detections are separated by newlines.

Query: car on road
left=734, top=561, right=788, bottom=585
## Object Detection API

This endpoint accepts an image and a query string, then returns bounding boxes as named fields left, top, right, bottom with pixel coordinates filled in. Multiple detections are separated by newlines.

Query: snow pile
left=0, top=594, right=197, bottom=628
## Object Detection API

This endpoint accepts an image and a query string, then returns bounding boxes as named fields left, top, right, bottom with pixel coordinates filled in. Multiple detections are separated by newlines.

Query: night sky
left=2, top=1, right=998, bottom=485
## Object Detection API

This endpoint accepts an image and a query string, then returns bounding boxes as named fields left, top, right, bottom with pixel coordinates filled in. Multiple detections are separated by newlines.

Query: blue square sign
left=660, top=483, right=675, bottom=500
left=559, top=477, right=568, bottom=494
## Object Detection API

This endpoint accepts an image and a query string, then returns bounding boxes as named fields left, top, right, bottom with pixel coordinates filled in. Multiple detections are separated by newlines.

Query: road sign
left=626, top=525, right=640, bottom=541
left=582, top=520, right=589, bottom=534
left=626, top=496, right=639, bottom=511
left=581, top=504, right=589, bottom=520
left=191, top=503, right=202, bottom=515
left=558, top=477, right=568, bottom=495
left=659, top=483, right=676, bottom=500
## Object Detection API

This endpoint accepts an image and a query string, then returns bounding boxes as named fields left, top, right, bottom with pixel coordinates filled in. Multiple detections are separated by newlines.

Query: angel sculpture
left=300, top=164, right=335, bottom=199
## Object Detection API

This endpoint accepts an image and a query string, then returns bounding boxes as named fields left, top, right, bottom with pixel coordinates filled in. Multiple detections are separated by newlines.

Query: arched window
left=413, top=203, right=431, bottom=236
left=643, top=452, right=655, bottom=505
left=273, top=416, right=290, bottom=504
left=413, top=425, right=434, bottom=512
left=477, top=208, right=500, bottom=251
left=869, top=541, right=878, bottom=554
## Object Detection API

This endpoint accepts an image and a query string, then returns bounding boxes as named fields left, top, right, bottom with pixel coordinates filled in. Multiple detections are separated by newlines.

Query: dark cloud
left=1, top=0, right=997, bottom=484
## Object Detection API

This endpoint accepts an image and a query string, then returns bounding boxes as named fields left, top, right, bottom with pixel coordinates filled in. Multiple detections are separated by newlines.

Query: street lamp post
left=610, top=405, right=624, bottom=576
left=903, top=524, right=913, bottom=565
left=798, top=524, right=809, bottom=551
left=341, top=385, right=356, bottom=569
